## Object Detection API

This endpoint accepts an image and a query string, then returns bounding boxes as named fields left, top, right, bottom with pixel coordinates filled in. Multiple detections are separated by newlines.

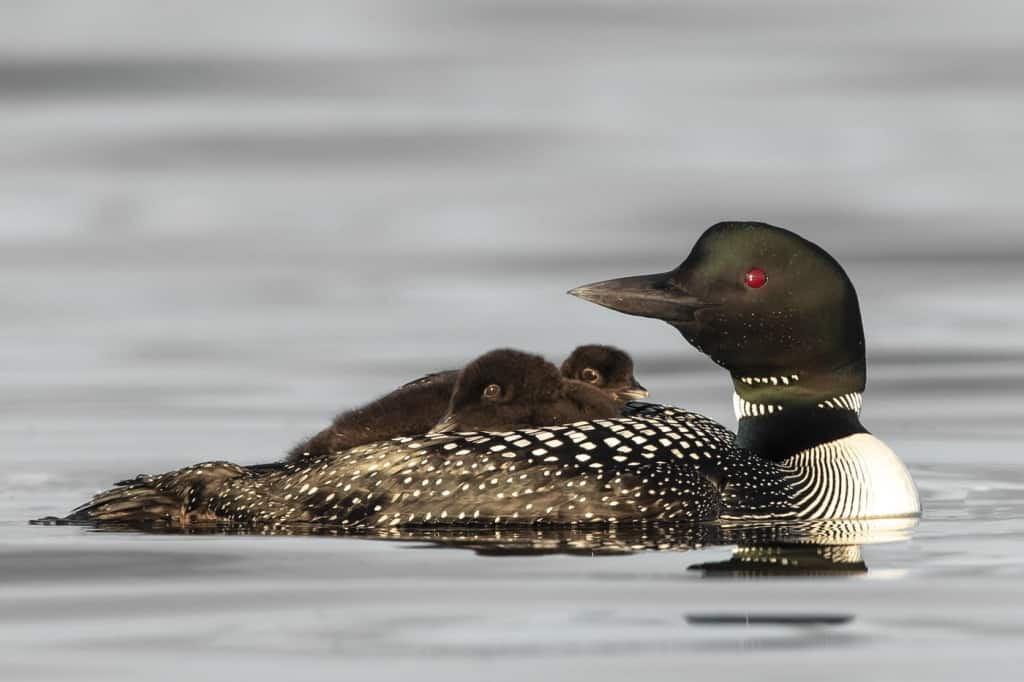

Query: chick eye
left=482, top=384, right=502, bottom=400
left=744, top=267, right=768, bottom=289
left=580, top=368, right=601, bottom=384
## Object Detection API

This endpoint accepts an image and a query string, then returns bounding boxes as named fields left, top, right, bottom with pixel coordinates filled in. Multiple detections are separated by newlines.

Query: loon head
left=561, top=344, right=648, bottom=404
left=569, top=221, right=866, bottom=417
left=433, top=349, right=619, bottom=434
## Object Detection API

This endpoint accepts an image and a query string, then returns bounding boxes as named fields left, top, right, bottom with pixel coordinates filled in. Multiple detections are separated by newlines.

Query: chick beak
left=616, top=377, right=649, bottom=402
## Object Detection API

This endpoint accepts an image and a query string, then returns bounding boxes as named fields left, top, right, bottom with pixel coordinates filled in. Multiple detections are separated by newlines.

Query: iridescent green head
left=570, top=222, right=866, bottom=409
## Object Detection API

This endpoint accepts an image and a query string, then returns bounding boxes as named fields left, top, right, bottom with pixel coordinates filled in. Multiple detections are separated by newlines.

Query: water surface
left=3, top=1, right=1024, bottom=679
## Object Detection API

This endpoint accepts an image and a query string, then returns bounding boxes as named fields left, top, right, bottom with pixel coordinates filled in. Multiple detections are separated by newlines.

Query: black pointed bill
left=568, top=272, right=710, bottom=323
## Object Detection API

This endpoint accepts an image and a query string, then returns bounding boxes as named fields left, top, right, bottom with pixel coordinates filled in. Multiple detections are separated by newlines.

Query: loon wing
left=621, top=402, right=799, bottom=519
left=63, top=406, right=797, bottom=529
left=212, top=407, right=793, bottom=526
left=216, top=414, right=729, bottom=527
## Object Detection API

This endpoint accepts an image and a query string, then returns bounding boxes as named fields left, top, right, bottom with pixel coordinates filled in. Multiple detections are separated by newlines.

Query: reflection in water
left=685, top=516, right=919, bottom=577
left=686, top=614, right=854, bottom=626
left=381, top=518, right=918, bottom=576
left=690, top=544, right=867, bottom=577
left=64, top=515, right=918, bottom=576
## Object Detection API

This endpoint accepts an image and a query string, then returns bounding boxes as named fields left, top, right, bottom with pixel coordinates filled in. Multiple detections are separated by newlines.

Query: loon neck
left=733, top=391, right=868, bottom=462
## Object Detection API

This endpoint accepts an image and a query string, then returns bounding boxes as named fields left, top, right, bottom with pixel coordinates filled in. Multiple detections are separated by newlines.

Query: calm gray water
left=3, top=1, right=1024, bottom=679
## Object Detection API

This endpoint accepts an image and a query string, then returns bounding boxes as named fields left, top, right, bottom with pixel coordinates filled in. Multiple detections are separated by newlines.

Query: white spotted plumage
left=68, top=401, right=919, bottom=528
left=70, top=404, right=797, bottom=528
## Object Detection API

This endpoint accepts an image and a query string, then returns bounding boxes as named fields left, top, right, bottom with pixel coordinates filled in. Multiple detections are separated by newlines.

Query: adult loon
left=64, top=221, right=919, bottom=528
left=570, top=221, right=920, bottom=520
left=286, top=345, right=645, bottom=463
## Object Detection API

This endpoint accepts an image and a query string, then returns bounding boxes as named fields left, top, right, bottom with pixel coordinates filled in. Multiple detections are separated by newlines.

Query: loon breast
left=780, top=433, right=920, bottom=519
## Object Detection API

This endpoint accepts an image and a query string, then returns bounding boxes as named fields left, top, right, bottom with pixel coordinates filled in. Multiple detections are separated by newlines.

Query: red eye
left=745, top=267, right=767, bottom=288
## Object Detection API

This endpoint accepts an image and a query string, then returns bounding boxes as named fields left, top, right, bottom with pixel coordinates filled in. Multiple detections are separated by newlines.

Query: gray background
left=2, top=1, right=1023, bottom=680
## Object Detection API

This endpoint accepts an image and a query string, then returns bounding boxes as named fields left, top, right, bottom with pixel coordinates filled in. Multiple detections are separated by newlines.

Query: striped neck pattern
left=778, top=433, right=920, bottom=519
left=817, top=392, right=862, bottom=412
left=732, top=391, right=863, bottom=421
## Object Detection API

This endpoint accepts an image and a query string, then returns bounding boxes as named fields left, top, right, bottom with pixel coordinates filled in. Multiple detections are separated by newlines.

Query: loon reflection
left=73, top=515, right=917, bottom=576
left=371, top=516, right=917, bottom=576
